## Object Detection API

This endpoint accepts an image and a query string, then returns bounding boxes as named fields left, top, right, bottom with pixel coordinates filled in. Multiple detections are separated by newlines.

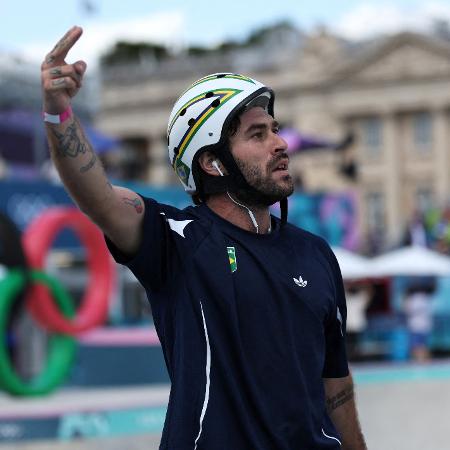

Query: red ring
left=22, top=207, right=115, bottom=334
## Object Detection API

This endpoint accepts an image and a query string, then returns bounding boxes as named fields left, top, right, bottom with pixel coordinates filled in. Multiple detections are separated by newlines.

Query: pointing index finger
left=44, top=26, right=83, bottom=66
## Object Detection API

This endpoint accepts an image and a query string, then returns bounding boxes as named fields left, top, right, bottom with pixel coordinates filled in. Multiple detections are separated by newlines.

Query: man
left=41, top=26, right=367, bottom=450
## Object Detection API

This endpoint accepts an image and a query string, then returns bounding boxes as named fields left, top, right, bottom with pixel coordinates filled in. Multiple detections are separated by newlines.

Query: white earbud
left=212, top=160, right=224, bottom=176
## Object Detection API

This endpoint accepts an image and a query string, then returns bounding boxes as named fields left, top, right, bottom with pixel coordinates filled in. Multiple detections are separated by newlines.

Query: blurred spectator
left=401, top=205, right=450, bottom=255
left=403, top=210, right=428, bottom=247
left=403, top=282, right=435, bottom=363
left=345, top=284, right=372, bottom=359
left=420, top=204, right=450, bottom=254
left=366, top=229, right=384, bottom=256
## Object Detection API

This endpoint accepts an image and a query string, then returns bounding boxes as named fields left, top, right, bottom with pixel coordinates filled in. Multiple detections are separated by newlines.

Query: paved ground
left=0, top=385, right=170, bottom=419
left=356, top=372, right=448, bottom=449
left=0, top=435, right=161, bottom=450
left=1, top=361, right=450, bottom=450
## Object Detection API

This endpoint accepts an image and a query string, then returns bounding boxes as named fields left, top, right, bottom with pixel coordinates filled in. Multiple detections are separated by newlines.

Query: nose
left=272, top=131, right=288, bottom=154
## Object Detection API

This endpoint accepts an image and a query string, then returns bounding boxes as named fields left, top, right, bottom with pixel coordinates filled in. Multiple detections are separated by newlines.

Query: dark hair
left=226, top=113, right=242, bottom=138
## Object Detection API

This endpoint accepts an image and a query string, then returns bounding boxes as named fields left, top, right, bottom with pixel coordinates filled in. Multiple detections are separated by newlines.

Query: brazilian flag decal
left=227, top=247, right=237, bottom=273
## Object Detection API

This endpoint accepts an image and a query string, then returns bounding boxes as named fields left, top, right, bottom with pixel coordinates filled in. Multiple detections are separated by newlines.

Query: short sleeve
left=322, top=247, right=350, bottom=378
left=105, top=196, right=174, bottom=293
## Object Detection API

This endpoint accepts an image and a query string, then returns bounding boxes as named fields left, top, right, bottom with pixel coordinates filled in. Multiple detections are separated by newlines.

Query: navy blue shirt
left=107, top=196, right=349, bottom=450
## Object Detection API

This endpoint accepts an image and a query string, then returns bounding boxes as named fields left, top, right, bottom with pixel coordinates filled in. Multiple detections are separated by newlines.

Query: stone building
left=96, top=29, right=450, bottom=252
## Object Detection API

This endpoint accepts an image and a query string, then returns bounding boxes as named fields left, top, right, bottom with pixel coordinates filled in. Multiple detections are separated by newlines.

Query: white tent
left=331, top=247, right=373, bottom=279
left=370, top=245, right=450, bottom=277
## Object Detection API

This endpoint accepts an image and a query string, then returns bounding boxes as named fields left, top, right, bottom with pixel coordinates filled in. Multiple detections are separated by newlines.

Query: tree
left=101, top=42, right=170, bottom=66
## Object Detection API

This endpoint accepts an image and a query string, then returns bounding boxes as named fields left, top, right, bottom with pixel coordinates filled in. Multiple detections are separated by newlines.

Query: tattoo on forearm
left=80, top=152, right=97, bottom=173
left=122, top=197, right=143, bottom=213
left=50, top=120, right=97, bottom=173
left=326, top=385, right=354, bottom=412
left=51, top=122, right=87, bottom=157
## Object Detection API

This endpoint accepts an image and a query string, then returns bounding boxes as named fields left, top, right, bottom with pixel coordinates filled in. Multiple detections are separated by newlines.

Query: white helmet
left=167, top=73, right=274, bottom=194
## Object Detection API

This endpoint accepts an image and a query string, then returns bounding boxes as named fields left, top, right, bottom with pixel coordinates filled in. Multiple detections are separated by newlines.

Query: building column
left=433, top=108, right=450, bottom=206
left=383, top=112, right=402, bottom=246
left=147, top=135, right=171, bottom=185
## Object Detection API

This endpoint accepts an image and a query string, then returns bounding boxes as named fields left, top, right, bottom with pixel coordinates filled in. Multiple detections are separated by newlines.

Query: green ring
left=0, top=270, right=76, bottom=396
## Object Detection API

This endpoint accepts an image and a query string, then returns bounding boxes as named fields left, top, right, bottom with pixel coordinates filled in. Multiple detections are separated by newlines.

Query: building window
left=412, top=112, right=432, bottom=152
left=361, top=117, right=383, bottom=156
left=366, top=191, right=385, bottom=231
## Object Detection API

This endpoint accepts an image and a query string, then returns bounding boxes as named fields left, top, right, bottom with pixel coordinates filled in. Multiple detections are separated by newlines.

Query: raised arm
left=41, top=26, right=144, bottom=257
left=323, top=374, right=367, bottom=450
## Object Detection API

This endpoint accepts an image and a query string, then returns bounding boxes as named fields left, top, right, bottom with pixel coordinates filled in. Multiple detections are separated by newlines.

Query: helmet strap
left=194, top=145, right=289, bottom=226
left=280, top=197, right=288, bottom=226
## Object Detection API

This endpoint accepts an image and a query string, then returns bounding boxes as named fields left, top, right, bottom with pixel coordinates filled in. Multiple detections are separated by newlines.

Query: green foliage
left=246, top=20, right=296, bottom=46
left=100, top=20, right=297, bottom=66
left=101, top=41, right=170, bottom=66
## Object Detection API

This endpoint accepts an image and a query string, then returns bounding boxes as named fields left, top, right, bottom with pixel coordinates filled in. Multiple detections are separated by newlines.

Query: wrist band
left=43, top=106, right=73, bottom=124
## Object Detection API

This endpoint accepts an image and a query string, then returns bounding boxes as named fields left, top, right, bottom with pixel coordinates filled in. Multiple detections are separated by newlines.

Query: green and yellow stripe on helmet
left=171, top=88, right=242, bottom=174
left=175, top=73, right=255, bottom=101
left=190, top=73, right=255, bottom=89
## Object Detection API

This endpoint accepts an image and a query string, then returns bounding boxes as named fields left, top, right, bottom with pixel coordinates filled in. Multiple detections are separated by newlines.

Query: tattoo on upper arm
left=326, top=384, right=354, bottom=412
left=122, top=197, right=143, bottom=214
left=50, top=120, right=97, bottom=173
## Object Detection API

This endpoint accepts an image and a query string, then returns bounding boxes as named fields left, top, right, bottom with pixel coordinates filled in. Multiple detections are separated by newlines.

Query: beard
left=232, top=155, right=294, bottom=207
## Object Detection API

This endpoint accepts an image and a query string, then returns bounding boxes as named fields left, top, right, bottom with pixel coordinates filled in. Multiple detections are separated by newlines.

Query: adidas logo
left=293, top=275, right=308, bottom=287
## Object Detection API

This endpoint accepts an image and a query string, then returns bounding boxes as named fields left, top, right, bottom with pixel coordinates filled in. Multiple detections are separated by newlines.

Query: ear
left=198, top=152, right=227, bottom=176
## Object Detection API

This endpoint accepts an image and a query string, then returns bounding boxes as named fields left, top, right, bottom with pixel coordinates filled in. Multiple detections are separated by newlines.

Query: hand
left=41, top=26, right=87, bottom=115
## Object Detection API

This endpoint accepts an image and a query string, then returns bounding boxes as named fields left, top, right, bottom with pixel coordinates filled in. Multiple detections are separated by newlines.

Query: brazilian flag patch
left=227, top=247, right=237, bottom=273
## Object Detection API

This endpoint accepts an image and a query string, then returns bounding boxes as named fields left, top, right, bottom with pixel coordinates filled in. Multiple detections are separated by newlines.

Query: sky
left=2, top=0, right=450, bottom=68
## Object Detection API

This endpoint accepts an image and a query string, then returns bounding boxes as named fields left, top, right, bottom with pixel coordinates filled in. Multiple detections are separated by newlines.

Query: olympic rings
left=0, top=270, right=76, bottom=396
left=23, top=207, right=115, bottom=334
left=0, top=206, right=117, bottom=396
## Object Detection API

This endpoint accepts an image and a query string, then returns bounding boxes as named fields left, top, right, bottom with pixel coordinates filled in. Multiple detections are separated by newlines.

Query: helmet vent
left=180, top=108, right=187, bottom=116
left=211, top=99, right=220, bottom=108
left=205, top=91, right=214, bottom=98
left=188, top=118, right=196, bottom=127
left=217, top=74, right=226, bottom=78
